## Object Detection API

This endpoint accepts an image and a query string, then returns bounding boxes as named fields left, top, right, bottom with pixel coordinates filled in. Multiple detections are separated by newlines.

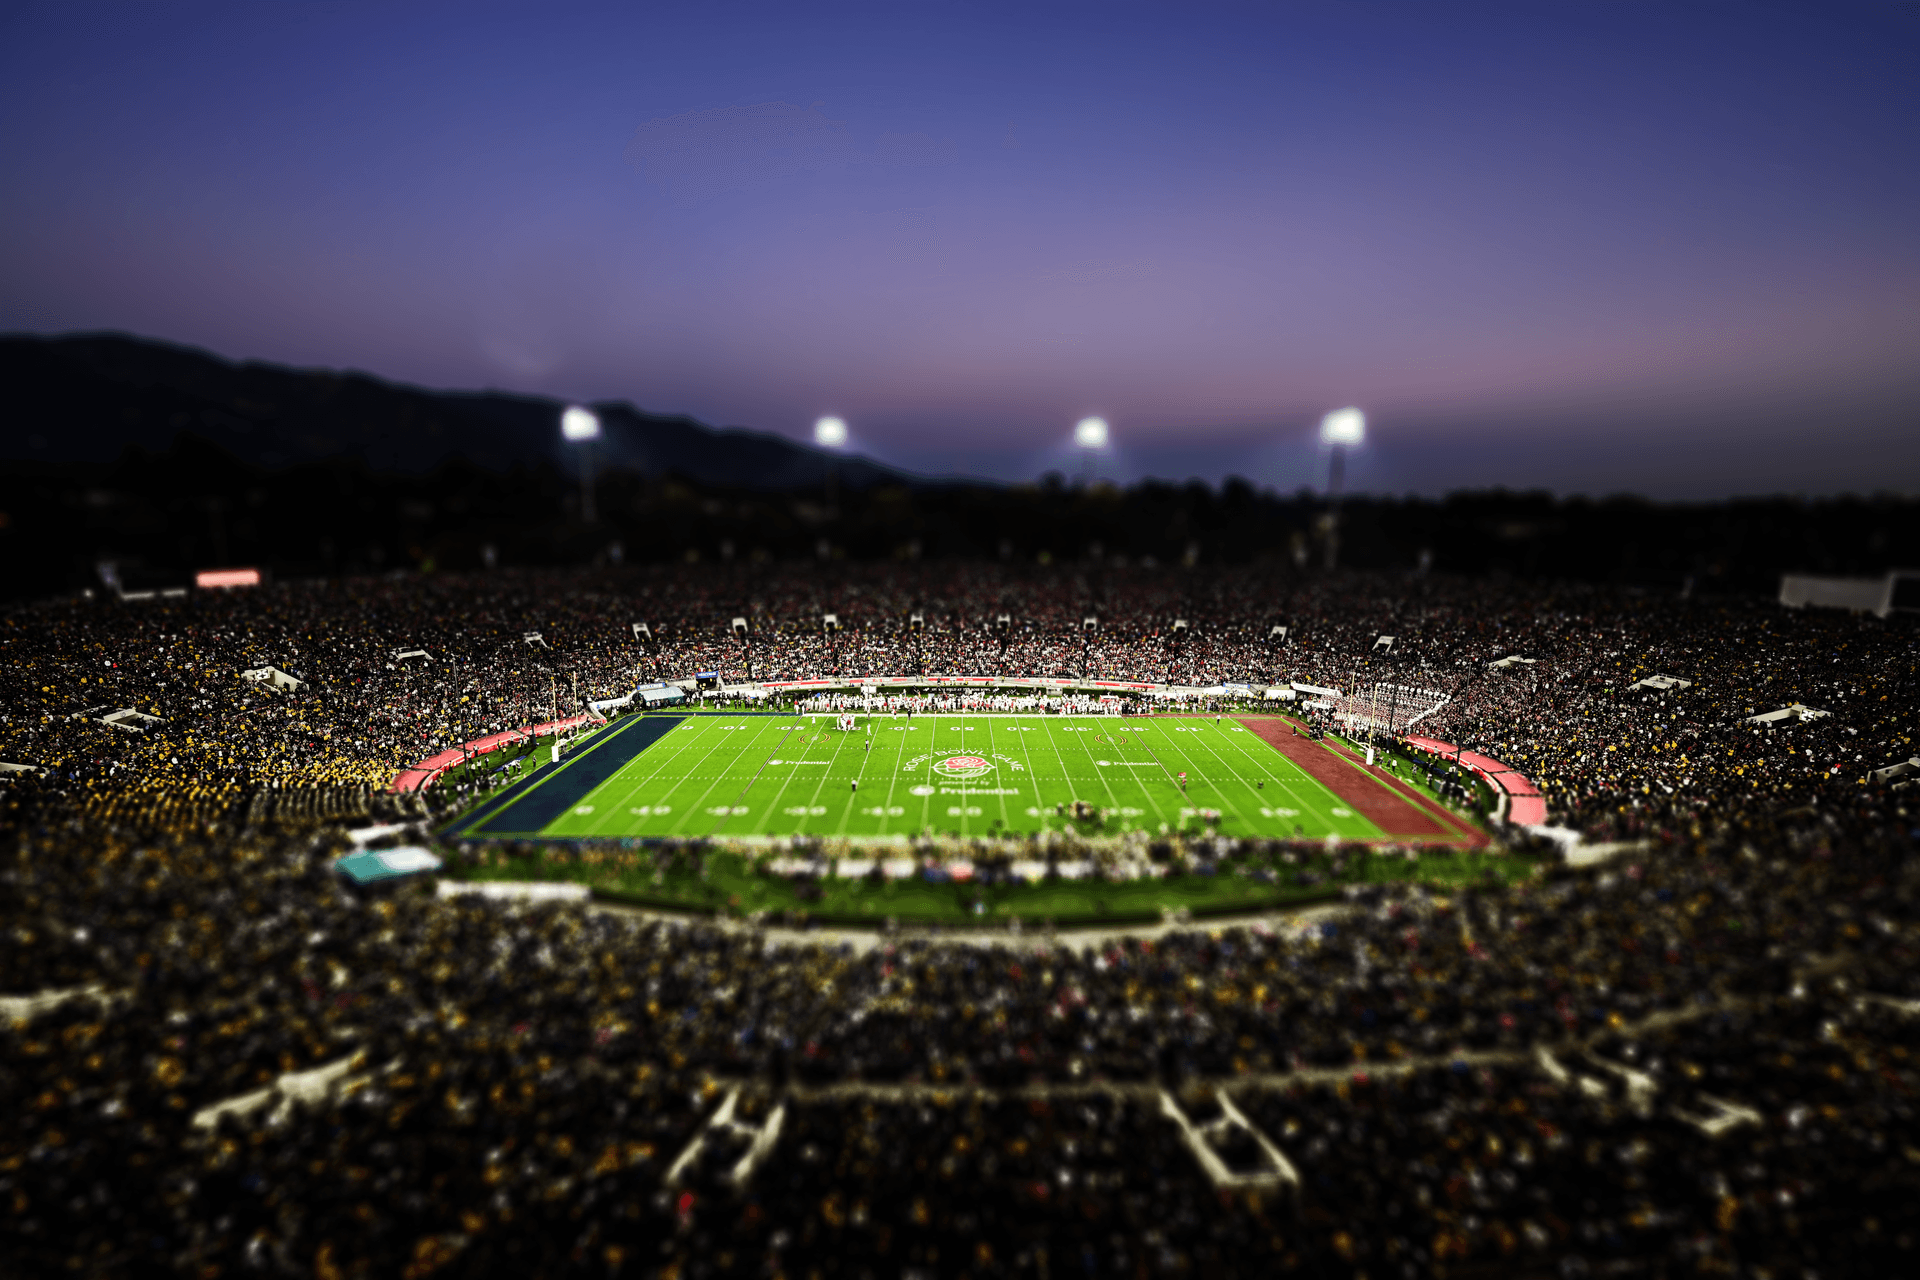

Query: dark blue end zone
left=444, top=714, right=686, bottom=838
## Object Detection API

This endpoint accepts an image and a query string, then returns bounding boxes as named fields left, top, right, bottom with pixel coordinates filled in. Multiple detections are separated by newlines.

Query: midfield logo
left=931, top=754, right=993, bottom=780
left=904, top=751, right=1027, bottom=778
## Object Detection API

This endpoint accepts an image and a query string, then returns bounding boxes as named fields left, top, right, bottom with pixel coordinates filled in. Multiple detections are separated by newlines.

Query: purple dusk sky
left=3, top=1, right=1916, bottom=497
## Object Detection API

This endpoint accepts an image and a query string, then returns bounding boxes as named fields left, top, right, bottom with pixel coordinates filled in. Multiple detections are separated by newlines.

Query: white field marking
left=685, top=718, right=807, bottom=839
left=1176, top=720, right=1304, bottom=810
left=1180, top=720, right=1344, bottom=837
left=605, top=715, right=760, bottom=840
left=874, top=711, right=921, bottom=837
left=729, top=729, right=819, bottom=827
left=1000, top=717, right=1058, bottom=833
left=983, top=719, right=1020, bottom=832
left=1107, top=723, right=1193, bottom=823
left=835, top=709, right=888, bottom=839
left=1172, top=728, right=1274, bottom=832
left=787, top=717, right=864, bottom=836
left=1047, top=717, right=1142, bottom=830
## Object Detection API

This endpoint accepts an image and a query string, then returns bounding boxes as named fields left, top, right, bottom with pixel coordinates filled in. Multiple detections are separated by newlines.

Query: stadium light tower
left=1074, top=416, right=1109, bottom=486
left=813, top=416, right=848, bottom=449
left=1319, top=407, right=1364, bottom=571
left=814, top=416, right=848, bottom=513
left=561, top=405, right=602, bottom=523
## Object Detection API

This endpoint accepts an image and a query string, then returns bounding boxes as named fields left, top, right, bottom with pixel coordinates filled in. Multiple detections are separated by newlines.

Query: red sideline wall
left=390, top=712, right=599, bottom=793
left=1404, top=735, right=1548, bottom=826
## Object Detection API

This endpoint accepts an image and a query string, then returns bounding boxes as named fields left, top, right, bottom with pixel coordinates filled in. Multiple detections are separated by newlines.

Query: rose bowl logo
left=931, top=755, right=994, bottom=780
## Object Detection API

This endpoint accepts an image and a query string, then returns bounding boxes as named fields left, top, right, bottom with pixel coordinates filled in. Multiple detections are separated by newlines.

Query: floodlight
left=1319, top=407, right=1365, bottom=447
left=814, top=416, right=848, bottom=448
left=561, top=405, right=601, bottom=442
left=1074, top=416, right=1109, bottom=449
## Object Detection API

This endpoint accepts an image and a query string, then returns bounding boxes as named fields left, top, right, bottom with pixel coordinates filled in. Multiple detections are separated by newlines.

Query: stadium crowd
left=4, top=561, right=1919, bottom=1276
left=5, top=563, right=1913, bottom=843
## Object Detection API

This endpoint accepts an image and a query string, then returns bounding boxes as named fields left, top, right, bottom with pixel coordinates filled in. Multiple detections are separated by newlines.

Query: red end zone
left=1234, top=716, right=1488, bottom=846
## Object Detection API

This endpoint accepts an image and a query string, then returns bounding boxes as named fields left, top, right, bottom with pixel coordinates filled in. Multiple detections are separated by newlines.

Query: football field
left=446, top=712, right=1469, bottom=843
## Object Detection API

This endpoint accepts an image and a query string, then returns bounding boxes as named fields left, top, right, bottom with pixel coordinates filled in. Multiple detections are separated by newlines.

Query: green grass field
left=448, top=712, right=1403, bottom=842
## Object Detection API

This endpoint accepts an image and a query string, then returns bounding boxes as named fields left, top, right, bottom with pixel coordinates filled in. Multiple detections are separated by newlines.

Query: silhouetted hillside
left=0, top=332, right=908, bottom=489
left=3, top=333, right=1918, bottom=606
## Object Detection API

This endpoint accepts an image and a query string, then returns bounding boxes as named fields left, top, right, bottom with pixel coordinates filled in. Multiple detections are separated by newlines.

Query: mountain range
left=0, top=332, right=911, bottom=490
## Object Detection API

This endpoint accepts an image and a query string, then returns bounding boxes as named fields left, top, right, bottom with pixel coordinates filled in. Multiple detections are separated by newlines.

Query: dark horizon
left=8, top=327, right=1919, bottom=504
left=7, top=343, right=1918, bottom=610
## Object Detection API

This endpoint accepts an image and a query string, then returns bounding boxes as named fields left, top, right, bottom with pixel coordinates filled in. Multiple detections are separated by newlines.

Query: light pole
left=814, top=416, right=847, bottom=515
left=1074, top=417, right=1108, bottom=488
left=561, top=405, right=602, bottom=523
left=1318, top=408, right=1364, bottom=571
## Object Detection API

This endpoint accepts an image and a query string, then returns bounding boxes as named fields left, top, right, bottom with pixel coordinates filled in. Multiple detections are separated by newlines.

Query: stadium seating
left=3, top=562, right=1916, bottom=1275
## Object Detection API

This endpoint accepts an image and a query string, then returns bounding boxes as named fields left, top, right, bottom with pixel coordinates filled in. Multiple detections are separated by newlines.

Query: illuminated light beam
left=1319, top=407, right=1364, bottom=447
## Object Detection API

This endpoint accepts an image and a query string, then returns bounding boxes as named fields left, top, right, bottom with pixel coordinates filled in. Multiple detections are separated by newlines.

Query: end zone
left=442, top=715, right=687, bottom=839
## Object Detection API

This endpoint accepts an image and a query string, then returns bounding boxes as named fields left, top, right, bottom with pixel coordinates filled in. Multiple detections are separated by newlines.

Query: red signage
left=195, top=568, right=262, bottom=589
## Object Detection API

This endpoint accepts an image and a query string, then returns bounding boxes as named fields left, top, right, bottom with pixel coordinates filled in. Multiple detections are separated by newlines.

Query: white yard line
left=696, top=719, right=805, bottom=840
left=650, top=720, right=746, bottom=838
left=876, top=714, right=921, bottom=838
left=590, top=718, right=732, bottom=838
left=793, top=718, right=856, bottom=838
left=1191, top=721, right=1358, bottom=839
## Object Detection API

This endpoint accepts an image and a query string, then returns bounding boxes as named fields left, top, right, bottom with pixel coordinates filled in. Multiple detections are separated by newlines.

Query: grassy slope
left=454, top=843, right=1535, bottom=926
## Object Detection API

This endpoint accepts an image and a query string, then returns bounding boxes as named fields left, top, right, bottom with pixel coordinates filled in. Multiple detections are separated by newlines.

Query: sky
left=2, top=1, right=1917, bottom=498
